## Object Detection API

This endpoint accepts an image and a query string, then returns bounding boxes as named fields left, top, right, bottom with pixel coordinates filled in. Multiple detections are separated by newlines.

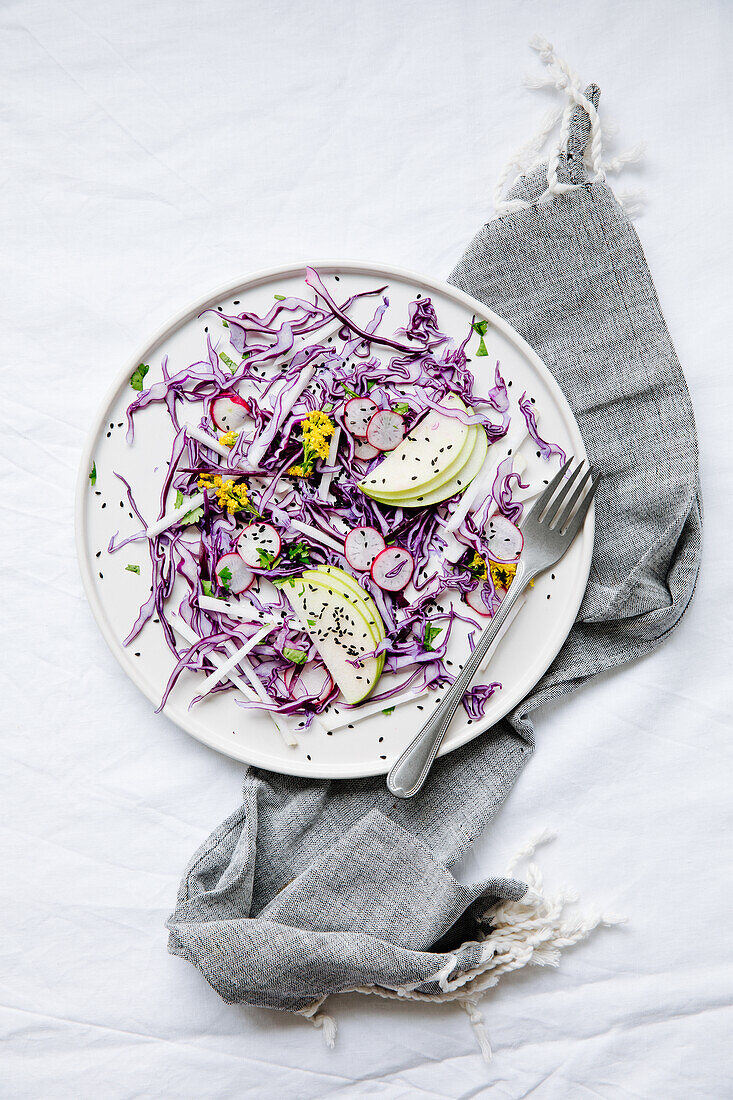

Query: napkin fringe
left=301, top=833, right=624, bottom=1062
left=494, top=36, right=644, bottom=219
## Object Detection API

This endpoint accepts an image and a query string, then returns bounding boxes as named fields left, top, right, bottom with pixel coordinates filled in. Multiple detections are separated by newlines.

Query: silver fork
left=386, top=458, right=600, bottom=799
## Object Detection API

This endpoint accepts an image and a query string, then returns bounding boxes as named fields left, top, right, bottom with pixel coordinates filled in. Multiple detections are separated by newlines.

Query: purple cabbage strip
left=518, top=391, right=566, bottom=462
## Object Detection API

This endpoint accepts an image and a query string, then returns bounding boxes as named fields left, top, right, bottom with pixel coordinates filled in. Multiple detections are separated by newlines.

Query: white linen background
left=1, top=0, right=731, bottom=1096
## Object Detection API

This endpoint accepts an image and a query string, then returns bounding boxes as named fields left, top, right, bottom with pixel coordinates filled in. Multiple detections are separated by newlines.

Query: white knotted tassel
left=494, top=36, right=643, bottom=217
left=297, top=999, right=338, bottom=1048
left=461, top=1000, right=493, bottom=1063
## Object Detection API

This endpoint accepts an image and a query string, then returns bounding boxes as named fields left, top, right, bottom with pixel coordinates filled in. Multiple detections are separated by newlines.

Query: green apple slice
left=358, top=395, right=472, bottom=498
left=367, top=424, right=489, bottom=508
left=282, top=577, right=384, bottom=704
left=303, top=566, right=385, bottom=640
left=359, top=424, right=477, bottom=503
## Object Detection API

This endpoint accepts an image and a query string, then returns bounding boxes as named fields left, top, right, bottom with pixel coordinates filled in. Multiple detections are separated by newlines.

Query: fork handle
left=386, top=564, right=530, bottom=799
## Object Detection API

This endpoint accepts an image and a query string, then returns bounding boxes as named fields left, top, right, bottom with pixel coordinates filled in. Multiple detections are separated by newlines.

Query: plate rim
left=75, top=258, right=594, bottom=778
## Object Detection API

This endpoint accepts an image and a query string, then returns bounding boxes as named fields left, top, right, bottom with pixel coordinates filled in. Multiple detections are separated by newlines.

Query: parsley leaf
left=306, top=617, right=316, bottom=627
left=283, top=647, right=307, bottom=666
left=221, top=319, right=229, bottom=328
left=423, top=622, right=444, bottom=652
left=201, top=579, right=215, bottom=597
left=393, top=402, right=410, bottom=416
left=174, top=489, right=203, bottom=525
left=218, top=566, right=233, bottom=592
left=382, top=706, right=396, bottom=716
left=336, top=380, right=360, bottom=399
left=257, top=548, right=278, bottom=570
left=89, top=462, right=97, bottom=486
left=274, top=293, right=286, bottom=301
left=286, top=541, right=310, bottom=567
left=125, top=564, right=140, bottom=574
left=366, top=379, right=378, bottom=391
left=472, top=320, right=489, bottom=357
left=130, top=363, right=149, bottom=391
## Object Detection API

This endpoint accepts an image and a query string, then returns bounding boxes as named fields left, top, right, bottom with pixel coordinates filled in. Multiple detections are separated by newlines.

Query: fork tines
left=535, top=457, right=600, bottom=537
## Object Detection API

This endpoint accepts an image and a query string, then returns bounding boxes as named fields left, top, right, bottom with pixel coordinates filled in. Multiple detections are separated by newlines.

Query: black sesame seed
left=98, top=572, right=103, bottom=578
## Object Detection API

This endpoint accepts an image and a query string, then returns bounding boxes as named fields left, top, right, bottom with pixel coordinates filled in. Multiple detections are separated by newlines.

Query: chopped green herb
left=472, top=320, right=489, bottom=357
left=221, top=319, right=229, bottom=328
left=89, top=462, right=97, bottom=486
left=130, top=362, right=149, bottom=390
left=256, top=548, right=278, bottom=570
left=382, top=706, right=396, bottom=716
left=174, top=489, right=203, bottom=525
left=283, top=647, right=307, bottom=665
left=423, top=622, right=444, bottom=651
left=125, top=564, right=140, bottom=574
left=337, top=380, right=360, bottom=399
left=219, top=350, right=238, bottom=372
left=201, top=580, right=215, bottom=597
left=274, top=293, right=286, bottom=301
left=366, top=379, right=378, bottom=392
left=218, top=566, right=233, bottom=592
left=393, top=402, right=410, bottom=416
left=286, top=541, right=310, bottom=567
left=306, top=617, right=316, bottom=627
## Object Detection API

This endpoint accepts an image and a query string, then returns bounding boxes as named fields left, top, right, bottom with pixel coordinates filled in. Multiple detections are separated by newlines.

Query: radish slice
left=215, top=553, right=254, bottom=595
left=236, top=522, right=282, bottom=567
left=211, top=392, right=251, bottom=432
left=344, top=526, right=386, bottom=571
left=366, top=409, right=405, bottom=451
left=370, top=546, right=414, bottom=591
left=343, top=397, right=378, bottom=438
left=353, top=438, right=380, bottom=461
left=485, top=514, right=523, bottom=562
left=466, top=583, right=494, bottom=617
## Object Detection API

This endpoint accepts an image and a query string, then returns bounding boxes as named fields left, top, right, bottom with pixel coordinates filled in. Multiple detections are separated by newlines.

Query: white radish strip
left=247, top=365, right=315, bottom=468
left=319, top=424, right=341, bottom=499
left=269, top=317, right=344, bottom=370
left=479, top=593, right=526, bottom=671
left=321, top=686, right=430, bottom=732
left=290, top=519, right=345, bottom=554
left=199, top=621, right=277, bottom=696
left=197, top=594, right=258, bottom=619
left=446, top=427, right=530, bottom=532
left=169, top=612, right=259, bottom=703
left=146, top=492, right=205, bottom=539
left=185, top=421, right=237, bottom=460
left=168, top=612, right=297, bottom=747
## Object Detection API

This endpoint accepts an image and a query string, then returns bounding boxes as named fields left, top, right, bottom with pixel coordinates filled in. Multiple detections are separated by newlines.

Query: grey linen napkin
left=167, top=85, right=701, bottom=1020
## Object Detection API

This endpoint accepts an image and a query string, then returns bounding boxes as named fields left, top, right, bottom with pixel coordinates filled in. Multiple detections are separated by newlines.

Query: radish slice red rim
left=485, top=514, right=524, bottom=562
left=343, top=397, right=379, bottom=438
left=353, top=438, right=380, bottom=461
left=344, top=526, right=386, bottom=571
left=370, top=546, right=414, bottom=592
left=215, top=552, right=254, bottom=595
left=211, top=392, right=251, bottom=432
left=236, top=522, right=282, bottom=568
left=366, top=409, right=405, bottom=452
left=465, top=584, right=493, bottom=617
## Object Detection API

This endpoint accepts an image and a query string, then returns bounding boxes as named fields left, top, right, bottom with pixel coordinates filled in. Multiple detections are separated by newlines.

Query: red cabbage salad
left=106, top=268, right=565, bottom=742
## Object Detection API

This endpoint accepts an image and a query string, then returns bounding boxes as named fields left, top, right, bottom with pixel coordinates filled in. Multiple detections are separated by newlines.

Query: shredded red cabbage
left=108, top=273, right=566, bottom=727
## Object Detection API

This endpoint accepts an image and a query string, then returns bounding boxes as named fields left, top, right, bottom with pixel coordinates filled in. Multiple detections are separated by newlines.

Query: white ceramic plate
left=76, top=261, right=593, bottom=779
